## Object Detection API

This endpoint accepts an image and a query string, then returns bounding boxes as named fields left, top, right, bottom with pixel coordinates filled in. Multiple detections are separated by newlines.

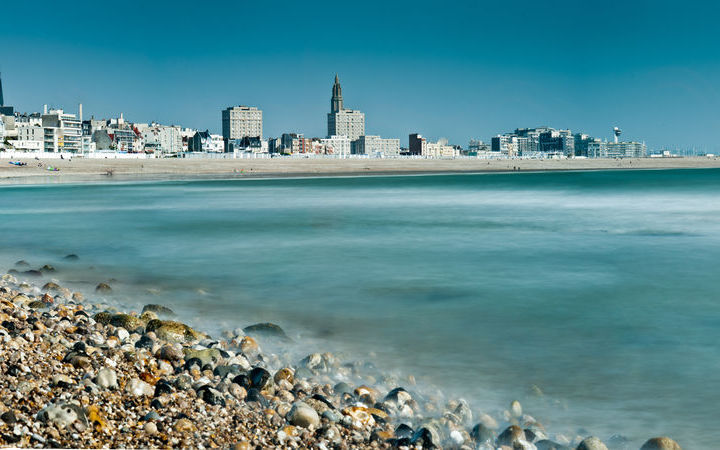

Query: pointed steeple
left=331, top=74, right=343, bottom=113
left=0, top=72, right=4, bottom=107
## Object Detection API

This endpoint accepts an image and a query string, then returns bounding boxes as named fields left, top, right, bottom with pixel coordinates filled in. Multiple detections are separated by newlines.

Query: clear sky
left=2, top=0, right=719, bottom=150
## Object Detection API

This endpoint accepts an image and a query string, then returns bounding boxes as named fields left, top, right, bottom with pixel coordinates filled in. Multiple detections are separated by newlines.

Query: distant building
left=409, top=133, right=426, bottom=155
left=222, top=106, right=263, bottom=150
left=229, top=136, right=267, bottom=153
left=320, top=135, right=351, bottom=155
left=14, top=124, right=44, bottom=151
left=189, top=130, right=224, bottom=152
left=42, top=109, right=82, bottom=152
left=327, top=75, right=365, bottom=141
left=0, top=72, right=14, bottom=116
left=606, top=141, right=646, bottom=158
left=141, top=124, right=182, bottom=154
left=468, top=139, right=491, bottom=152
left=351, top=135, right=400, bottom=156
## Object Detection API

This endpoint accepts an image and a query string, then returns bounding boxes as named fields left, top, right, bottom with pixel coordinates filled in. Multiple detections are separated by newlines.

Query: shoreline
left=0, top=262, right=682, bottom=449
left=0, top=156, right=719, bottom=185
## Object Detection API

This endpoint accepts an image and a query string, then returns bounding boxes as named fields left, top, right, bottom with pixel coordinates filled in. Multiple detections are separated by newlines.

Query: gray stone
left=95, top=368, right=118, bottom=390
left=287, top=401, right=320, bottom=428
left=576, top=436, right=609, bottom=450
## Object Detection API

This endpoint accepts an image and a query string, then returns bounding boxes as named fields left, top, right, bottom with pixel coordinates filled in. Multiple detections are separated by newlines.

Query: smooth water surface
left=1, top=169, right=719, bottom=448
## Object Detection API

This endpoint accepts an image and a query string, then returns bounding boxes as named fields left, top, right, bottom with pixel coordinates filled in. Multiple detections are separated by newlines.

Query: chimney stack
left=79, top=103, right=83, bottom=122
left=43, top=104, right=48, bottom=114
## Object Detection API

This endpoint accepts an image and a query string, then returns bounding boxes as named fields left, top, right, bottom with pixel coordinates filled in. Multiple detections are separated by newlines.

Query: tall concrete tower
left=0, top=72, right=4, bottom=107
left=613, top=127, right=622, bottom=144
left=331, top=74, right=343, bottom=113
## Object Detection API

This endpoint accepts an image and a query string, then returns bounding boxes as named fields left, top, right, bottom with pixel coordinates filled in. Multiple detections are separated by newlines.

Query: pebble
left=510, top=399, right=523, bottom=418
left=157, top=343, right=184, bottom=361
left=640, top=437, right=682, bottom=450
left=576, top=436, right=609, bottom=450
left=125, top=378, right=154, bottom=397
left=287, top=402, right=320, bottom=428
left=95, top=367, right=118, bottom=389
left=143, top=421, right=158, bottom=435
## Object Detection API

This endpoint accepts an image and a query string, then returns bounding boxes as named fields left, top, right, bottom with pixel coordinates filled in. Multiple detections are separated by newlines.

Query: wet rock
left=141, top=304, right=175, bottom=317
left=239, top=336, right=259, bottom=356
left=154, top=379, right=174, bottom=396
left=95, top=283, right=112, bottom=293
left=232, top=374, right=251, bottom=390
left=157, top=344, right=184, bottom=361
left=498, top=425, right=526, bottom=447
left=93, top=311, right=112, bottom=325
left=640, top=437, right=682, bottom=450
left=109, top=314, right=142, bottom=331
left=411, top=427, right=440, bottom=448
left=1, top=411, right=17, bottom=424
left=395, top=423, right=414, bottom=439
left=249, top=367, right=270, bottom=389
left=42, top=282, right=62, bottom=292
left=95, top=368, right=118, bottom=389
left=243, top=322, right=290, bottom=341
left=536, top=440, right=572, bottom=450
left=135, top=334, right=155, bottom=349
left=246, top=388, right=266, bottom=405
left=197, top=385, right=226, bottom=406
left=183, top=347, right=222, bottom=366
left=15, top=260, right=30, bottom=267
left=23, top=270, right=43, bottom=277
left=41, top=264, right=56, bottom=273
left=471, top=423, right=496, bottom=443
left=576, top=436, right=609, bottom=450
left=342, top=406, right=376, bottom=428
left=146, top=319, right=200, bottom=343
left=174, top=374, right=193, bottom=391
left=510, top=399, right=523, bottom=418
left=322, top=409, right=341, bottom=423
left=274, top=367, right=294, bottom=385
left=287, top=401, right=320, bottom=428
left=214, top=364, right=241, bottom=378
left=229, top=383, right=247, bottom=401
left=64, top=254, right=79, bottom=260
left=125, top=378, right=154, bottom=396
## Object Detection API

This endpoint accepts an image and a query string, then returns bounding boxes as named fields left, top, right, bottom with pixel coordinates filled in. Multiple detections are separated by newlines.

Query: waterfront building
left=468, top=139, right=491, bottom=153
left=320, top=135, right=351, bottom=155
left=41, top=109, right=82, bottom=152
left=607, top=141, right=647, bottom=158
left=280, top=133, right=302, bottom=154
left=409, top=133, right=426, bottom=155
left=14, top=124, right=44, bottom=151
left=229, top=136, right=267, bottom=153
left=491, top=135, right=530, bottom=156
left=351, top=135, right=400, bottom=156
left=222, top=106, right=263, bottom=150
left=327, top=75, right=365, bottom=141
left=424, top=138, right=458, bottom=158
left=189, top=130, right=224, bottom=152
left=141, top=124, right=182, bottom=154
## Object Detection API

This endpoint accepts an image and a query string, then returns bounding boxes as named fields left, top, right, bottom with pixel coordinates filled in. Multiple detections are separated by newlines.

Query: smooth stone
left=498, top=425, right=526, bottom=447
left=141, top=304, right=175, bottom=317
left=95, top=367, right=118, bottom=389
left=143, top=422, right=158, bottom=434
left=174, top=374, right=193, bottom=391
left=146, top=319, right=200, bottom=343
left=249, top=367, right=270, bottom=389
left=471, top=423, right=496, bottom=443
left=322, top=409, right=341, bottom=423
left=183, top=348, right=222, bottom=367
left=51, top=374, right=74, bottom=388
left=36, top=403, right=80, bottom=429
left=576, top=436, right=609, bottom=450
left=64, top=254, right=79, bottom=260
left=536, top=440, right=572, bottom=450
left=197, top=385, right=225, bottom=406
left=108, top=314, right=142, bottom=331
left=478, top=412, right=499, bottom=430
left=229, top=383, right=247, bottom=401
left=154, top=379, right=174, bottom=396
left=125, top=378, right=154, bottom=396
left=135, top=334, right=155, bottom=349
left=157, top=344, right=184, bottom=361
left=243, top=322, right=290, bottom=341
left=510, top=400, right=523, bottom=418
left=640, top=437, right=682, bottom=450
left=287, top=402, right=320, bottom=428
left=95, top=283, right=112, bottom=293
left=114, top=327, right=130, bottom=342
left=173, top=418, right=196, bottom=433
left=274, top=368, right=294, bottom=385
left=142, top=411, right=161, bottom=421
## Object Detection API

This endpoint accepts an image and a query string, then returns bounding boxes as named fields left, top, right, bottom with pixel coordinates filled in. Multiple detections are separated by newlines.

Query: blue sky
left=2, top=0, right=719, bottom=150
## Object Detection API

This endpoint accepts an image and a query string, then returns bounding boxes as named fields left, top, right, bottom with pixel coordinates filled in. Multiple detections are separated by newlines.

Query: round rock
left=640, top=437, right=682, bottom=450
left=286, top=401, right=320, bottom=428
left=576, top=436, right=609, bottom=450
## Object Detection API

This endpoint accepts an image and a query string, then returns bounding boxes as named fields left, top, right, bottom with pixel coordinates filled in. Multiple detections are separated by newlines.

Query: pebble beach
left=0, top=259, right=684, bottom=449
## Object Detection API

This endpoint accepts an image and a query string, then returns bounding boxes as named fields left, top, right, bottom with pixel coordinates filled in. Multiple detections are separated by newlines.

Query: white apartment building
left=328, top=109, right=365, bottom=141
left=222, top=106, right=263, bottom=146
left=321, top=135, right=351, bottom=155
left=14, top=124, right=44, bottom=151
left=142, top=125, right=182, bottom=154
left=42, top=109, right=82, bottom=152
left=424, top=140, right=458, bottom=158
left=351, top=135, right=400, bottom=156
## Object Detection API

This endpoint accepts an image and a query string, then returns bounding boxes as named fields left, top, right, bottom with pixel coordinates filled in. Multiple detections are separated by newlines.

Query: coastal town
left=0, top=73, right=664, bottom=161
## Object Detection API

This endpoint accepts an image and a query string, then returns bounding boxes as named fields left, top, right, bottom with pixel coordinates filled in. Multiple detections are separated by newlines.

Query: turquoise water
left=1, top=169, right=719, bottom=447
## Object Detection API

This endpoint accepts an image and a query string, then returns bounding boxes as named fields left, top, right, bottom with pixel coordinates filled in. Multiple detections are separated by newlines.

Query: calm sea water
left=1, top=169, right=719, bottom=448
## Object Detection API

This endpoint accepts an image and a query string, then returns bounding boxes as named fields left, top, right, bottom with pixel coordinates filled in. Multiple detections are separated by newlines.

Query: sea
left=1, top=168, right=718, bottom=448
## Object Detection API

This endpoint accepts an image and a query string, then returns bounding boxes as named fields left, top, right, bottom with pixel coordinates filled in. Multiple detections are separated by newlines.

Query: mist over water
left=2, top=169, right=719, bottom=448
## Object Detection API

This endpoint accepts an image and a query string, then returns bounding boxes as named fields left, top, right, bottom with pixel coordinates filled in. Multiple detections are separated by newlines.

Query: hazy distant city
left=0, top=73, right=703, bottom=160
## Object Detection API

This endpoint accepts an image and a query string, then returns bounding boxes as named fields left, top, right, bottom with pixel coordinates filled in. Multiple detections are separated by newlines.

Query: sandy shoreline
left=0, top=261, right=684, bottom=449
left=0, top=156, right=719, bottom=183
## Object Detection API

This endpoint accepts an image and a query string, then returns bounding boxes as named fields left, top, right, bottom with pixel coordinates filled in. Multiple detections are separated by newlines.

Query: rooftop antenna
left=613, top=127, right=622, bottom=144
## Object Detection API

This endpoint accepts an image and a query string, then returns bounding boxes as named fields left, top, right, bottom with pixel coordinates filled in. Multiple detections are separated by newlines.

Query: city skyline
left=2, top=0, right=719, bottom=151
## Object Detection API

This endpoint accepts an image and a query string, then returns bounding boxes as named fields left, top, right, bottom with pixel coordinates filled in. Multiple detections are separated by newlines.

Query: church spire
left=331, top=74, right=343, bottom=113
left=0, top=72, right=4, bottom=107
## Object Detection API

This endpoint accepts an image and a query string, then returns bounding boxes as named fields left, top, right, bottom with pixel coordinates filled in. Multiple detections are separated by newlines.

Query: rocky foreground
left=0, top=268, right=682, bottom=449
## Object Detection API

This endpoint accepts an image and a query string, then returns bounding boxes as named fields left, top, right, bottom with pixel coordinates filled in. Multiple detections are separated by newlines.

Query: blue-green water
left=2, top=169, right=719, bottom=447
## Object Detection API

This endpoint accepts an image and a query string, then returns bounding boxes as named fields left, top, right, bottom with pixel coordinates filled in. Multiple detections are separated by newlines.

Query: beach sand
left=0, top=156, right=719, bottom=182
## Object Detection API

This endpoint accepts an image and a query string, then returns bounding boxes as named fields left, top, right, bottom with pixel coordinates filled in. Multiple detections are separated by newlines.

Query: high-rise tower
left=331, top=74, right=343, bottom=113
